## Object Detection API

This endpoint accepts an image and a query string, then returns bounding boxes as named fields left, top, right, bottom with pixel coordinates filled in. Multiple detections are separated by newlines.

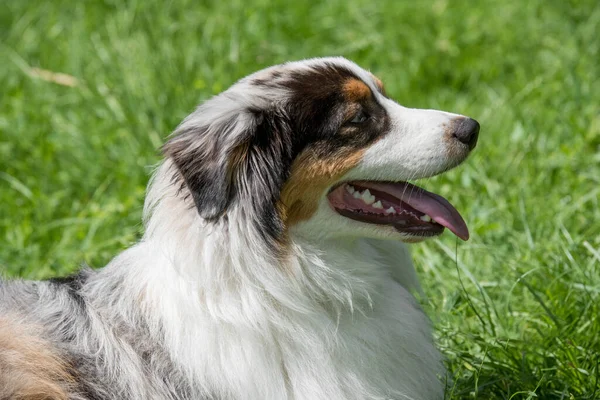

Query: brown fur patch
left=342, top=78, right=371, bottom=101
left=0, top=316, right=73, bottom=400
left=280, top=147, right=365, bottom=226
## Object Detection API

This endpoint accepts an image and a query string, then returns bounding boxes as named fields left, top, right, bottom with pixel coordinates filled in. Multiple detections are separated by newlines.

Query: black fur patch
left=48, top=269, right=90, bottom=309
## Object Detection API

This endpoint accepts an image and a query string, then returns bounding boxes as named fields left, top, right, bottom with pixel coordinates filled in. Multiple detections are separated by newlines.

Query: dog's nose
left=453, top=118, right=479, bottom=150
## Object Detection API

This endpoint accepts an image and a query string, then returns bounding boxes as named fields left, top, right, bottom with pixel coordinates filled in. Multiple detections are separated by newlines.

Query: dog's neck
left=134, top=161, right=386, bottom=314
left=84, top=161, right=434, bottom=398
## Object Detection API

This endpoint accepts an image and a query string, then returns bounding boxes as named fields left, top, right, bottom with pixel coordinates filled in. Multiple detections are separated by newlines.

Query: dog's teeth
left=361, top=189, right=375, bottom=205
left=353, top=191, right=361, bottom=199
left=372, top=200, right=383, bottom=209
left=385, top=207, right=396, bottom=215
left=346, top=185, right=355, bottom=194
left=420, top=215, right=432, bottom=222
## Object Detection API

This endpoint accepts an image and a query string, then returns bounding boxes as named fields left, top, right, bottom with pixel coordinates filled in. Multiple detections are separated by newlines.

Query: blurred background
left=1, top=0, right=599, bottom=398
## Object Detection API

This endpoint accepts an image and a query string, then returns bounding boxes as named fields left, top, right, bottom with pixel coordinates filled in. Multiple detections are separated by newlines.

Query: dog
left=0, top=57, right=478, bottom=400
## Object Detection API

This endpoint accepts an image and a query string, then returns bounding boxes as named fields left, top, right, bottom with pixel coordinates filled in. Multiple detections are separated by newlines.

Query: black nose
left=453, top=118, right=479, bottom=150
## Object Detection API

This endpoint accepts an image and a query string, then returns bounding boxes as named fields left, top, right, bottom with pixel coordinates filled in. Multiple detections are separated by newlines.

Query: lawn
left=1, top=0, right=599, bottom=398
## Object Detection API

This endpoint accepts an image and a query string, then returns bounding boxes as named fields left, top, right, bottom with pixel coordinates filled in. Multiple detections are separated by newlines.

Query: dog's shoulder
left=46, top=268, right=93, bottom=308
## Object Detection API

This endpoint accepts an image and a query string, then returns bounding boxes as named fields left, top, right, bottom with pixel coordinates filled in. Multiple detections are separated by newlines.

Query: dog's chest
left=163, top=281, right=444, bottom=400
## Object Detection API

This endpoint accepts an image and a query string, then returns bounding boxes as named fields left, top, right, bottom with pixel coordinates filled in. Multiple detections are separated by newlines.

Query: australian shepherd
left=0, top=57, right=479, bottom=400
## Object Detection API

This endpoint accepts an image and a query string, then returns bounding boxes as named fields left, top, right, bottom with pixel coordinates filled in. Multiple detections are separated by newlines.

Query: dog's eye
left=350, top=110, right=369, bottom=124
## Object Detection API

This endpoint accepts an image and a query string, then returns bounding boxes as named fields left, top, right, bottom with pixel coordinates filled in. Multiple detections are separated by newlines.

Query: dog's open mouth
left=327, top=181, right=469, bottom=240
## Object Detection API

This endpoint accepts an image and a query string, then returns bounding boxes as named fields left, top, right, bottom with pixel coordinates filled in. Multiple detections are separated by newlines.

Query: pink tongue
left=363, top=182, right=470, bottom=241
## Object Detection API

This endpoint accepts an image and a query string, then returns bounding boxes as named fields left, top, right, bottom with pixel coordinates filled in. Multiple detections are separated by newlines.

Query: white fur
left=357, top=101, right=466, bottom=180
left=115, top=160, right=445, bottom=399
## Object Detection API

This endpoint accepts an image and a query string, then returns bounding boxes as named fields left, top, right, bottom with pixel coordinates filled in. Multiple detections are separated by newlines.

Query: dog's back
left=1, top=272, right=196, bottom=400
left=0, top=274, right=99, bottom=399
left=0, top=313, right=72, bottom=400
left=1, top=278, right=78, bottom=399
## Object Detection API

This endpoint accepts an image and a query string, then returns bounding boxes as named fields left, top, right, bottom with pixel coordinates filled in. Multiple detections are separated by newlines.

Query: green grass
left=1, top=0, right=599, bottom=398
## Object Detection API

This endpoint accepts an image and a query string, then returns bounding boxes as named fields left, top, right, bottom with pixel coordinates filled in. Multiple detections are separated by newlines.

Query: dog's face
left=164, top=57, right=478, bottom=251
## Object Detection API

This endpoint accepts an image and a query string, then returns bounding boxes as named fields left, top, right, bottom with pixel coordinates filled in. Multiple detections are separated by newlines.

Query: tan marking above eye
left=342, top=78, right=371, bottom=101
left=280, top=147, right=365, bottom=227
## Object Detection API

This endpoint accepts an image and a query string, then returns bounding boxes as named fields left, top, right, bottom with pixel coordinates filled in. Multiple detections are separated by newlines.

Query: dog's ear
left=163, top=110, right=257, bottom=220
left=163, top=98, right=293, bottom=229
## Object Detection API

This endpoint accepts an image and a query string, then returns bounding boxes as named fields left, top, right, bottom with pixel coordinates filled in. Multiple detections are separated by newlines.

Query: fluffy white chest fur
left=117, top=243, right=443, bottom=400
left=109, top=168, right=444, bottom=400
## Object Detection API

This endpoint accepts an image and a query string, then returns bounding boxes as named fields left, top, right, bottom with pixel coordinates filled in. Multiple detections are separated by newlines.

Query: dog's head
left=163, top=57, right=478, bottom=251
